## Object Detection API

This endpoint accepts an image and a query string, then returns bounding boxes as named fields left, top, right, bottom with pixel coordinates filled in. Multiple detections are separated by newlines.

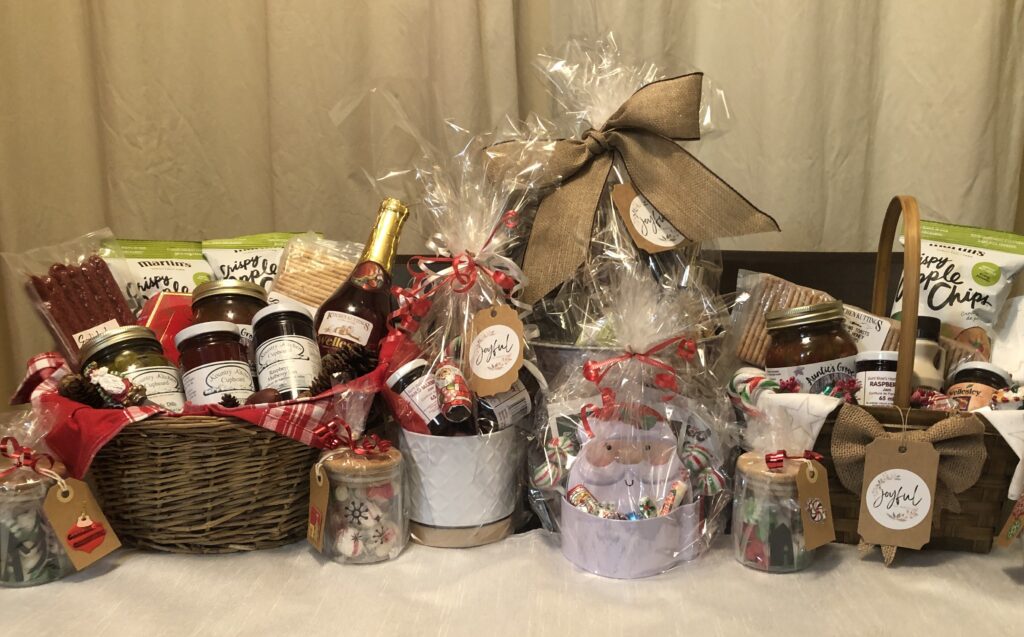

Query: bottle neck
left=359, top=207, right=405, bottom=273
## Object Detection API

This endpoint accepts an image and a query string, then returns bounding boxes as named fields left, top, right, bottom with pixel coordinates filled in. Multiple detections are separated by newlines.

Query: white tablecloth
left=7, top=531, right=1023, bottom=636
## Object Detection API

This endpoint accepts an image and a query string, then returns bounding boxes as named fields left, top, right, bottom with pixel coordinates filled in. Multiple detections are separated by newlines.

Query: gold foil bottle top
left=360, top=197, right=409, bottom=273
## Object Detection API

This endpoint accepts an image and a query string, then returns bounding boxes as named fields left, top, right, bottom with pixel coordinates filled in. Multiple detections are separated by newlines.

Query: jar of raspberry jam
left=174, top=321, right=255, bottom=406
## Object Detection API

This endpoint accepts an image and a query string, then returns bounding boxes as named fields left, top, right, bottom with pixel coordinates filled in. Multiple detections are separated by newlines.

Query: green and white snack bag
left=102, top=239, right=213, bottom=308
left=202, top=232, right=303, bottom=291
left=893, top=220, right=1024, bottom=360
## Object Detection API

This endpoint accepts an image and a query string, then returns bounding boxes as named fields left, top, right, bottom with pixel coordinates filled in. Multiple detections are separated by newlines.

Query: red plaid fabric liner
left=14, top=353, right=384, bottom=478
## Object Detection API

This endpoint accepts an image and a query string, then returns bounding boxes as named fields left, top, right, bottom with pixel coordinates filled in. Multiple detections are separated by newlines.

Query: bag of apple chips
left=892, top=220, right=1024, bottom=359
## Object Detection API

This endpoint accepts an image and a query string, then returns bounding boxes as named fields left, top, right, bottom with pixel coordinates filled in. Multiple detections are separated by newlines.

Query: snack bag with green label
left=892, top=220, right=1024, bottom=359
left=202, top=232, right=305, bottom=291
left=102, top=239, right=213, bottom=310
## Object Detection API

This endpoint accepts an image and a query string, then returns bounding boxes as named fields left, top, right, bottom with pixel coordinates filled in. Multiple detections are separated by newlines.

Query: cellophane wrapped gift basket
left=378, top=122, right=553, bottom=548
left=528, top=263, right=739, bottom=578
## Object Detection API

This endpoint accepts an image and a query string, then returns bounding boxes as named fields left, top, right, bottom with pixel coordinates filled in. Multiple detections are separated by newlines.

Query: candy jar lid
left=322, top=446, right=402, bottom=479
left=736, top=451, right=800, bottom=491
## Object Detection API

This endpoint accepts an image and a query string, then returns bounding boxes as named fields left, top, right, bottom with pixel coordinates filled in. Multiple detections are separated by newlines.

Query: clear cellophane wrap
left=528, top=259, right=738, bottom=572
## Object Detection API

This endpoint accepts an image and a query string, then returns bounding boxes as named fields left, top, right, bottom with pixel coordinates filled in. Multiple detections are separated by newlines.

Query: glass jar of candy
left=732, top=452, right=813, bottom=573
left=1, top=479, right=73, bottom=587
left=322, top=447, right=407, bottom=564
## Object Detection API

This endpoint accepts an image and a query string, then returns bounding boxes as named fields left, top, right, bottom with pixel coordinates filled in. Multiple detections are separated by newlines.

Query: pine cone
left=219, top=394, right=241, bottom=408
left=57, top=373, right=106, bottom=408
left=309, top=342, right=379, bottom=396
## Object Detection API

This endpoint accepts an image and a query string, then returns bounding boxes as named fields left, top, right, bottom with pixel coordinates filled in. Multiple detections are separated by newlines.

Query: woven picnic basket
left=811, top=195, right=1017, bottom=553
left=90, top=415, right=320, bottom=553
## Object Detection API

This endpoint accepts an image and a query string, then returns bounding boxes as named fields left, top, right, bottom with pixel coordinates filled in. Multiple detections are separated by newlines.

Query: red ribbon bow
left=764, top=449, right=824, bottom=472
left=0, top=437, right=57, bottom=480
left=581, top=334, right=698, bottom=394
left=315, top=419, right=392, bottom=456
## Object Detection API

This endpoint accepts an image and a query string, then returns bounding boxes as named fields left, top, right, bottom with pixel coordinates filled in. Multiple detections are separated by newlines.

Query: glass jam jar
left=733, top=452, right=813, bottom=573
left=765, top=301, right=858, bottom=395
left=80, top=326, right=186, bottom=412
left=174, top=321, right=255, bottom=406
left=191, top=279, right=268, bottom=357
left=322, top=447, right=407, bottom=564
left=251, top=301, right=322, bottom=401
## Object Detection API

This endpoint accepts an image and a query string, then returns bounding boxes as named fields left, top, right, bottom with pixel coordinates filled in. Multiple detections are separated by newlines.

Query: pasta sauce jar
left=765, top=301, right=858, bottom=394
left=252, top=302, right=322, bottom=400
left=174, top=322, right=255, bottom=406
left=80, top=326, right=186, bottom=412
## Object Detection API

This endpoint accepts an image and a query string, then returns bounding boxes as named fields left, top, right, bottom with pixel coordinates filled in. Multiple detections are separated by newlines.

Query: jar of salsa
left=191, top=280, right=268, bottom=358
left=765, top=301, right=858, bottom=395
left=174, top=321, right=255, bottom=406
left=252, top=301, right=322, bottom=401
left=80, top=326, right=186, bottom=412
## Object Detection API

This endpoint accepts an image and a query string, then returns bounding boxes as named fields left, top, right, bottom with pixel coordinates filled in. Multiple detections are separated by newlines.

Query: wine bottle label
left=123, top=365, right=185, bottom=412
left=400, top=372, right=442, bottom=424
left=318, top=310, right=373, bottom=347
left=256, top=335, right=322, bottom=394
left=182, top=361, right=255, bottom=405
left=480, top=381, right=532, bottom=427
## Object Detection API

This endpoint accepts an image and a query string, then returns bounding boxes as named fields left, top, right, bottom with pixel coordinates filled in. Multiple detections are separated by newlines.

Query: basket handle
left=871, top=196, right=921, bottom=408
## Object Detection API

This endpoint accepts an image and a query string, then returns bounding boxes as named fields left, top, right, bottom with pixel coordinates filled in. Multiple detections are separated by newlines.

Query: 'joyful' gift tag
left=796, top=459, right=835, bottom=550
left=611, top=183, right=687, bottom=254
left=308, top=464, right=330, bottom=553
left=468, top=305, right=524, bottom=396
left=43, top=478, right=120, bottom=571
left=858, top=439, right=939, bottom=550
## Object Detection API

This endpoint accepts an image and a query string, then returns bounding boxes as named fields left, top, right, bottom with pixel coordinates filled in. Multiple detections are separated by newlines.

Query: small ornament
left=637, top=496, right=657, bottom=519
left=807, top=497, right=827, bottom=523
left=57, top=373, right=105, bottom=408
left=218, top=394, right=240, bottom=408
left=82, top=364, right=147, bottom=408
left=435, top=358, right=473, bottom=423
left=65, top=514, right=106, bottom=553
left=309, top=343, right=379, bottom=396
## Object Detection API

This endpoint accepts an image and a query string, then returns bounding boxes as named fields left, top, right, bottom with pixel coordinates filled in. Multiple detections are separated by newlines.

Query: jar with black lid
left=174, top=321, right=255, bottom=406
left=80, top=326, right=186, bottom=412
left=946, top=362, right=1011, bottom=412
left=765, top=301, right=858, bottom=395
left=855, top=351, right=899, bottom=407
left=252, top=301, right=322, bottom=400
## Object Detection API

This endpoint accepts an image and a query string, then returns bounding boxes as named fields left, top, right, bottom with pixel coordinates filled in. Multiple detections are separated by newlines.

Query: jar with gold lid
left=80, top=326, right=185, bottom=412
left=321, top=446, right=406, bottom=564
left=191, top=280, right=268, bottom=359
left=765, top=301, right=857, bottom=395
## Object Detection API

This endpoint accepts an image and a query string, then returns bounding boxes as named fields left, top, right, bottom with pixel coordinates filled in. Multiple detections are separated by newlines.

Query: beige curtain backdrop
left=1, top=0, right=1022, bottom=394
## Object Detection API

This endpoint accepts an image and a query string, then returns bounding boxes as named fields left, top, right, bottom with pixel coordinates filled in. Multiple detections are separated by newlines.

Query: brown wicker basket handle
left=871, top=196, right=921, bottom=408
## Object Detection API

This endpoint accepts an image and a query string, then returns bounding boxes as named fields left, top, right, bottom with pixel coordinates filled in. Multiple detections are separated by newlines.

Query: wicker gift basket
left=28, top=363, right=382, bottom=554
left=812, top=195, right=1017, bottom=553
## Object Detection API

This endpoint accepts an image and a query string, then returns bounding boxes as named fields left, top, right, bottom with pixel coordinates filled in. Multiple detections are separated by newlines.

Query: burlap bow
left=831, top=403, right=987, bottom=564
left=491, top=72, right=779, bottom=303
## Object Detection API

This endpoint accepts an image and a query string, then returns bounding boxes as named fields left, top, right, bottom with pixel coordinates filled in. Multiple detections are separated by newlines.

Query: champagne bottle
left=314, top=197, right=409, bottom=357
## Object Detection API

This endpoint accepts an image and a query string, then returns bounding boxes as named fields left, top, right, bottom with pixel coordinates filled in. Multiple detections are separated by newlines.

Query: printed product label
left=182, top=361, right=254, bottom=405
left=843, top=306, right=891, bottom=352
left=123, top=366, right=185, bottom=412
left=865, top=468, right=932, bottom=531
left=400, top=373, right=442, bottom=424
left=628, top=196, right=686, bottom=248
left=856, top=370, right=897, bottom=407
left=946, top=381, right=997, bottom=412
left=469, top=324, right=521, bottom=380
left=318, top=311, right=372, bottom=347
left=73, top=320, right=119, bottom=347
left=765, top=356, right=857, bottom=394
left=256, top=335, right=321, bottom=394
left=479, top=381, right=532, bottom=427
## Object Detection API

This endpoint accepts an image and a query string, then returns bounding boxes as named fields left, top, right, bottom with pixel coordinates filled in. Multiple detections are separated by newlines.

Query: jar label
left=123, top=366, right=185, bottom=412
left=946, top=381, right=997, bottom=412
left=239, top=324, right=254, bottom=349
left=256, top=335, right=322, bottom=394
left=479, top=380, right=532, bottom=428
left=400, top=372, right=442, bottom=424
left=182, top=361, right=255, bottom=405
left=842, top=305, right=892, bottom=352
left=766, top=356, right=857, bottom=394
left=319, top=311, right=372, bottom=347
left=856, top=370, right=897, bottom=407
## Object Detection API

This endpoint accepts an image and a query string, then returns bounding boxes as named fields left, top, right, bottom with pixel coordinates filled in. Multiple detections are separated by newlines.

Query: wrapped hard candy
left=322, top=445, right=408, bottom=564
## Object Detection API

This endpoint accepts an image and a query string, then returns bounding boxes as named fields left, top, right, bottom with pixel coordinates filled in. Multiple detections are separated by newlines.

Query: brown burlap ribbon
left=831, top=403, right=987, bottom=564
left=491, top=73, right=780, bottom=303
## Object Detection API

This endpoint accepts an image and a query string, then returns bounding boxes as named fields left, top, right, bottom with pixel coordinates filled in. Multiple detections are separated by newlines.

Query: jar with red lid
left=174, top=321, right=255, bottom=406
left=765, top=301, right=858, bottom=395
